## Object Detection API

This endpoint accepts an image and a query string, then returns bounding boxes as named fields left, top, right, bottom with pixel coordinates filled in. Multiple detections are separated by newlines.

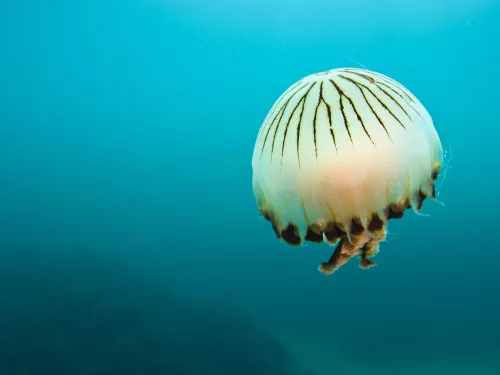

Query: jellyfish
left=252, top=68, right=443, bottom=275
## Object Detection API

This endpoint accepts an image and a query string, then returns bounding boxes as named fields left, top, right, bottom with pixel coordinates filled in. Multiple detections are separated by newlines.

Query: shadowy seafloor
left=0, top=246, right=312, bottom=375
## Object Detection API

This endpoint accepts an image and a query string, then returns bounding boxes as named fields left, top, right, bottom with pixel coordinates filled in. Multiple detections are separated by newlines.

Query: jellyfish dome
left=252, top=68, right=443, bottom=275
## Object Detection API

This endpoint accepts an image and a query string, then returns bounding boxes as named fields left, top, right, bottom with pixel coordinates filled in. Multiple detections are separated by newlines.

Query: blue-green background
left=1, top=0, right=499, bottom=374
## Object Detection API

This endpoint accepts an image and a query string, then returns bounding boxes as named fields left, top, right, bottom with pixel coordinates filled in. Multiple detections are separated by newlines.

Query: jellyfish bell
left=252, top=67, right=443, bottom=275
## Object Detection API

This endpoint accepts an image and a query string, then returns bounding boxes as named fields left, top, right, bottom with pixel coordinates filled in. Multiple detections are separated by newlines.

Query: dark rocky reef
left=0, top=247, right=312, bottom=375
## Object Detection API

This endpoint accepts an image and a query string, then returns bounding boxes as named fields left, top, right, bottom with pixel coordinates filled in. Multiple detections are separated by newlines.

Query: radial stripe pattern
left=255, top=68, right=429, bottom=168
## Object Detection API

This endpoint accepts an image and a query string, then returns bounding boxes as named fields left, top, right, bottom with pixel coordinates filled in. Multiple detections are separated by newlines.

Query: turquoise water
left=1, top=1, right=499, bottom=374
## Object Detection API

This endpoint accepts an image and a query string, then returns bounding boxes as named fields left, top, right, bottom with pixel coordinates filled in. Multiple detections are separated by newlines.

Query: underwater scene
left=1, top=0, right=499, bottom=374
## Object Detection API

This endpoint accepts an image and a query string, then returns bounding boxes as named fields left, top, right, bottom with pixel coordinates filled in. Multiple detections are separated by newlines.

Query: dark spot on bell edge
left=305, top=227, right=323, bottom=243
left=386, top=207, right=404, bottom=219
left=367, top=213, right=384, bottom=232
left=350, top=217, right=364, bottom=235
left=324, top=222, right=341, bottom=244
left=281, top=223, right=301, bottom=246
